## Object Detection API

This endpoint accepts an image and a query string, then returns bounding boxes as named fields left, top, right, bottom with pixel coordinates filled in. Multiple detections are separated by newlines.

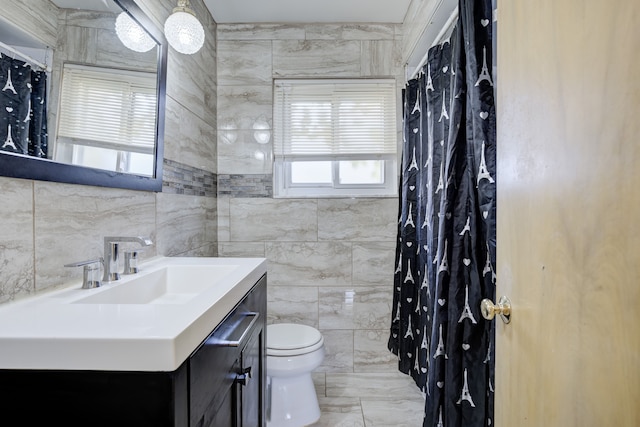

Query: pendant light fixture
left=164, top=0, right=205, bottom=55
left=115, top=12, right=156, bottom=53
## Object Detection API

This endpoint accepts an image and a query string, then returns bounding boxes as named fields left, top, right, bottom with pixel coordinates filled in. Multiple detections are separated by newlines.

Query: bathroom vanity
left=0, top=257, right=267, bottom=427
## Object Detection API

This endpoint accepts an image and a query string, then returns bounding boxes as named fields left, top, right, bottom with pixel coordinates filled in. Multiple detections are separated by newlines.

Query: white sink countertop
left=0, top=256, right=267, bottom=372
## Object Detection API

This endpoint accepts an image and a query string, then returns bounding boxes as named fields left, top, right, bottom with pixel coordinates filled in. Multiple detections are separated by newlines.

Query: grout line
left=31, top=181, right=36, bottom=293
left=359, top=397, right=367, bottom=426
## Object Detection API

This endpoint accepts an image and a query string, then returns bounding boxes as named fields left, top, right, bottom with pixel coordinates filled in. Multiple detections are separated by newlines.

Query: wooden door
left=495, top=0, right=640, bottom=425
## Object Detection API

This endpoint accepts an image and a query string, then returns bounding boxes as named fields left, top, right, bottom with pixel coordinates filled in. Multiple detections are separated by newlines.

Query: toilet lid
left=267, top=323, right=323, bottom=356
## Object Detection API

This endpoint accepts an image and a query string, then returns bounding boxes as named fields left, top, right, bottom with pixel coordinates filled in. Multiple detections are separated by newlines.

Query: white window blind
left=274, top=79, right=397, bottom=161
left=57, top=64, right=157, bottom=152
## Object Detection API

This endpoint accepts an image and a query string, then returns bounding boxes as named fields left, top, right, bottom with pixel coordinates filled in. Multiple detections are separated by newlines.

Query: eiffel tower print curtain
left=388, top=0, right=496, bottom=426
left=0, top=53, right=48, bottom=158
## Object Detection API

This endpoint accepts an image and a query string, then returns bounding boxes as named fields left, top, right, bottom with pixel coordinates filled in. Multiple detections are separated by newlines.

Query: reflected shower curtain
left=0, top=53, right=48, bottom=158
left=388, top=0, right=496, bottom=426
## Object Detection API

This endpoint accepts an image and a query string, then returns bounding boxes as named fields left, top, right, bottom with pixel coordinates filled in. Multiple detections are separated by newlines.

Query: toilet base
left=267, top=373, right=320, bottom=427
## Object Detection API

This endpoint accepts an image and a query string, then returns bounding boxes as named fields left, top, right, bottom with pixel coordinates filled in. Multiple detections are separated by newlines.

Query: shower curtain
left=388, top=0, right=496, bottom=426
left=0, top=53, right=48, bottom=158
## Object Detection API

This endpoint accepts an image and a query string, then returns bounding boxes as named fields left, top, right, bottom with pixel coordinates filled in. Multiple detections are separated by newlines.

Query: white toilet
left=267, top=323, right=325, bottom=427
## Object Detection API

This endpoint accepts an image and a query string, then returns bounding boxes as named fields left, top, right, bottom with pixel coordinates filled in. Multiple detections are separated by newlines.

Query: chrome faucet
left=103, top=236, right=153, bottom=282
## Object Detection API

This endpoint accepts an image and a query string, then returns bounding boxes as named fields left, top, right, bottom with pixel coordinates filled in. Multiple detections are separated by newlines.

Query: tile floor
left=309, top=372, right=425, bottom=427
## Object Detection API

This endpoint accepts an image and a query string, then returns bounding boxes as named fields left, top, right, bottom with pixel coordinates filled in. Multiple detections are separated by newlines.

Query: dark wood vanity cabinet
left=189, top=274, right=267, bottom=427
left=0, top=274, right=267, bottom=427
left=194, top=321, right=263, bottom=427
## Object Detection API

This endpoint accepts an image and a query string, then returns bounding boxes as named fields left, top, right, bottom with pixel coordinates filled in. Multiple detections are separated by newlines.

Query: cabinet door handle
left=207, top=312, right=259, bottom=347
left=236, top=366, right=252, bottom=386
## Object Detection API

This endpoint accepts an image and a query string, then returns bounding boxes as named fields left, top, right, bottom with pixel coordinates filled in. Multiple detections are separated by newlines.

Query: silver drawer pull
left=207, top=312, right=259, bottom=347
left=236, top=367, right=252, bottom=386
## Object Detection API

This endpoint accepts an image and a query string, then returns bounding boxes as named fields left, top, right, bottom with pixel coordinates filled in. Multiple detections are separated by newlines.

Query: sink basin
left=0, top=256, right=267, bottom=371
left=73, top=264, right=238, bottom=305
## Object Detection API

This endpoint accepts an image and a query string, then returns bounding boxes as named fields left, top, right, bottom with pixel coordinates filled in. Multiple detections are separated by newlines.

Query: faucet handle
left=123, top=250, right=140, bottom=275
left=64, top=258, right=103, bottom=289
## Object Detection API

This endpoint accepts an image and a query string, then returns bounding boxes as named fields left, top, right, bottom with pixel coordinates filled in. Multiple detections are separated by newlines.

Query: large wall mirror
left=0, top=0, right=167, bottom=191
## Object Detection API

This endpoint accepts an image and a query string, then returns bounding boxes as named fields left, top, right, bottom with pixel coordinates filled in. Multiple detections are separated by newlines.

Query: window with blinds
left=273, top=79, right=398, bottom=198
left=55, top=64, right=157, bottom=175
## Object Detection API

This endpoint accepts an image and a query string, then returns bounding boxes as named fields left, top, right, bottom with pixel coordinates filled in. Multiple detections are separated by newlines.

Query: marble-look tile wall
left=1, top=0, right=57, bottom=48
left=0, top=0, right=218, bottom=304
left=402, top=0, right=450, bottom=66
left=216, top=23, right=404, bottom=374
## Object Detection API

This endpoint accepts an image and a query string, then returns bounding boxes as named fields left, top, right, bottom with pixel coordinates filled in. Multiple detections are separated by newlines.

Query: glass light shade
left=164, top=10, right=205, bottom=55
left=115, top=12, right=156, bottom=53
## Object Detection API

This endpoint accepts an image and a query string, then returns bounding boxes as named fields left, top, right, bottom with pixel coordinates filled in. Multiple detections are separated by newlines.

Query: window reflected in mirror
left=56, top=64, right=157, bottom=176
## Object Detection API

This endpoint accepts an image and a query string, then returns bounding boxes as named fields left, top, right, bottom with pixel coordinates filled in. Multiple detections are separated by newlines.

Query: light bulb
left=164, top=8, right=205, bottom=55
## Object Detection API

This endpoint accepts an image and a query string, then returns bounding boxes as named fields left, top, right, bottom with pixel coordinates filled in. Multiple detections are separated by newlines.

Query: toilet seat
left=267, top=323, right=324, bottom=356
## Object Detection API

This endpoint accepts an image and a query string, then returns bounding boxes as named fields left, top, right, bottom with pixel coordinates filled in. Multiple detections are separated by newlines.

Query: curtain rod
left=407, top=6, right=459, bottom=81
left=0, top=41, right=51, bottom=72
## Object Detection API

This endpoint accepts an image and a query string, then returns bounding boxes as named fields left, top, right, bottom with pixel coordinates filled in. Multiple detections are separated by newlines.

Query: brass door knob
left=480, top=296, right=512, bottom=324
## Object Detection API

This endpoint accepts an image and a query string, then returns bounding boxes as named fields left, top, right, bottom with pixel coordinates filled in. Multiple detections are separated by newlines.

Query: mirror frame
left=0, top=0, right=168, bottom=192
